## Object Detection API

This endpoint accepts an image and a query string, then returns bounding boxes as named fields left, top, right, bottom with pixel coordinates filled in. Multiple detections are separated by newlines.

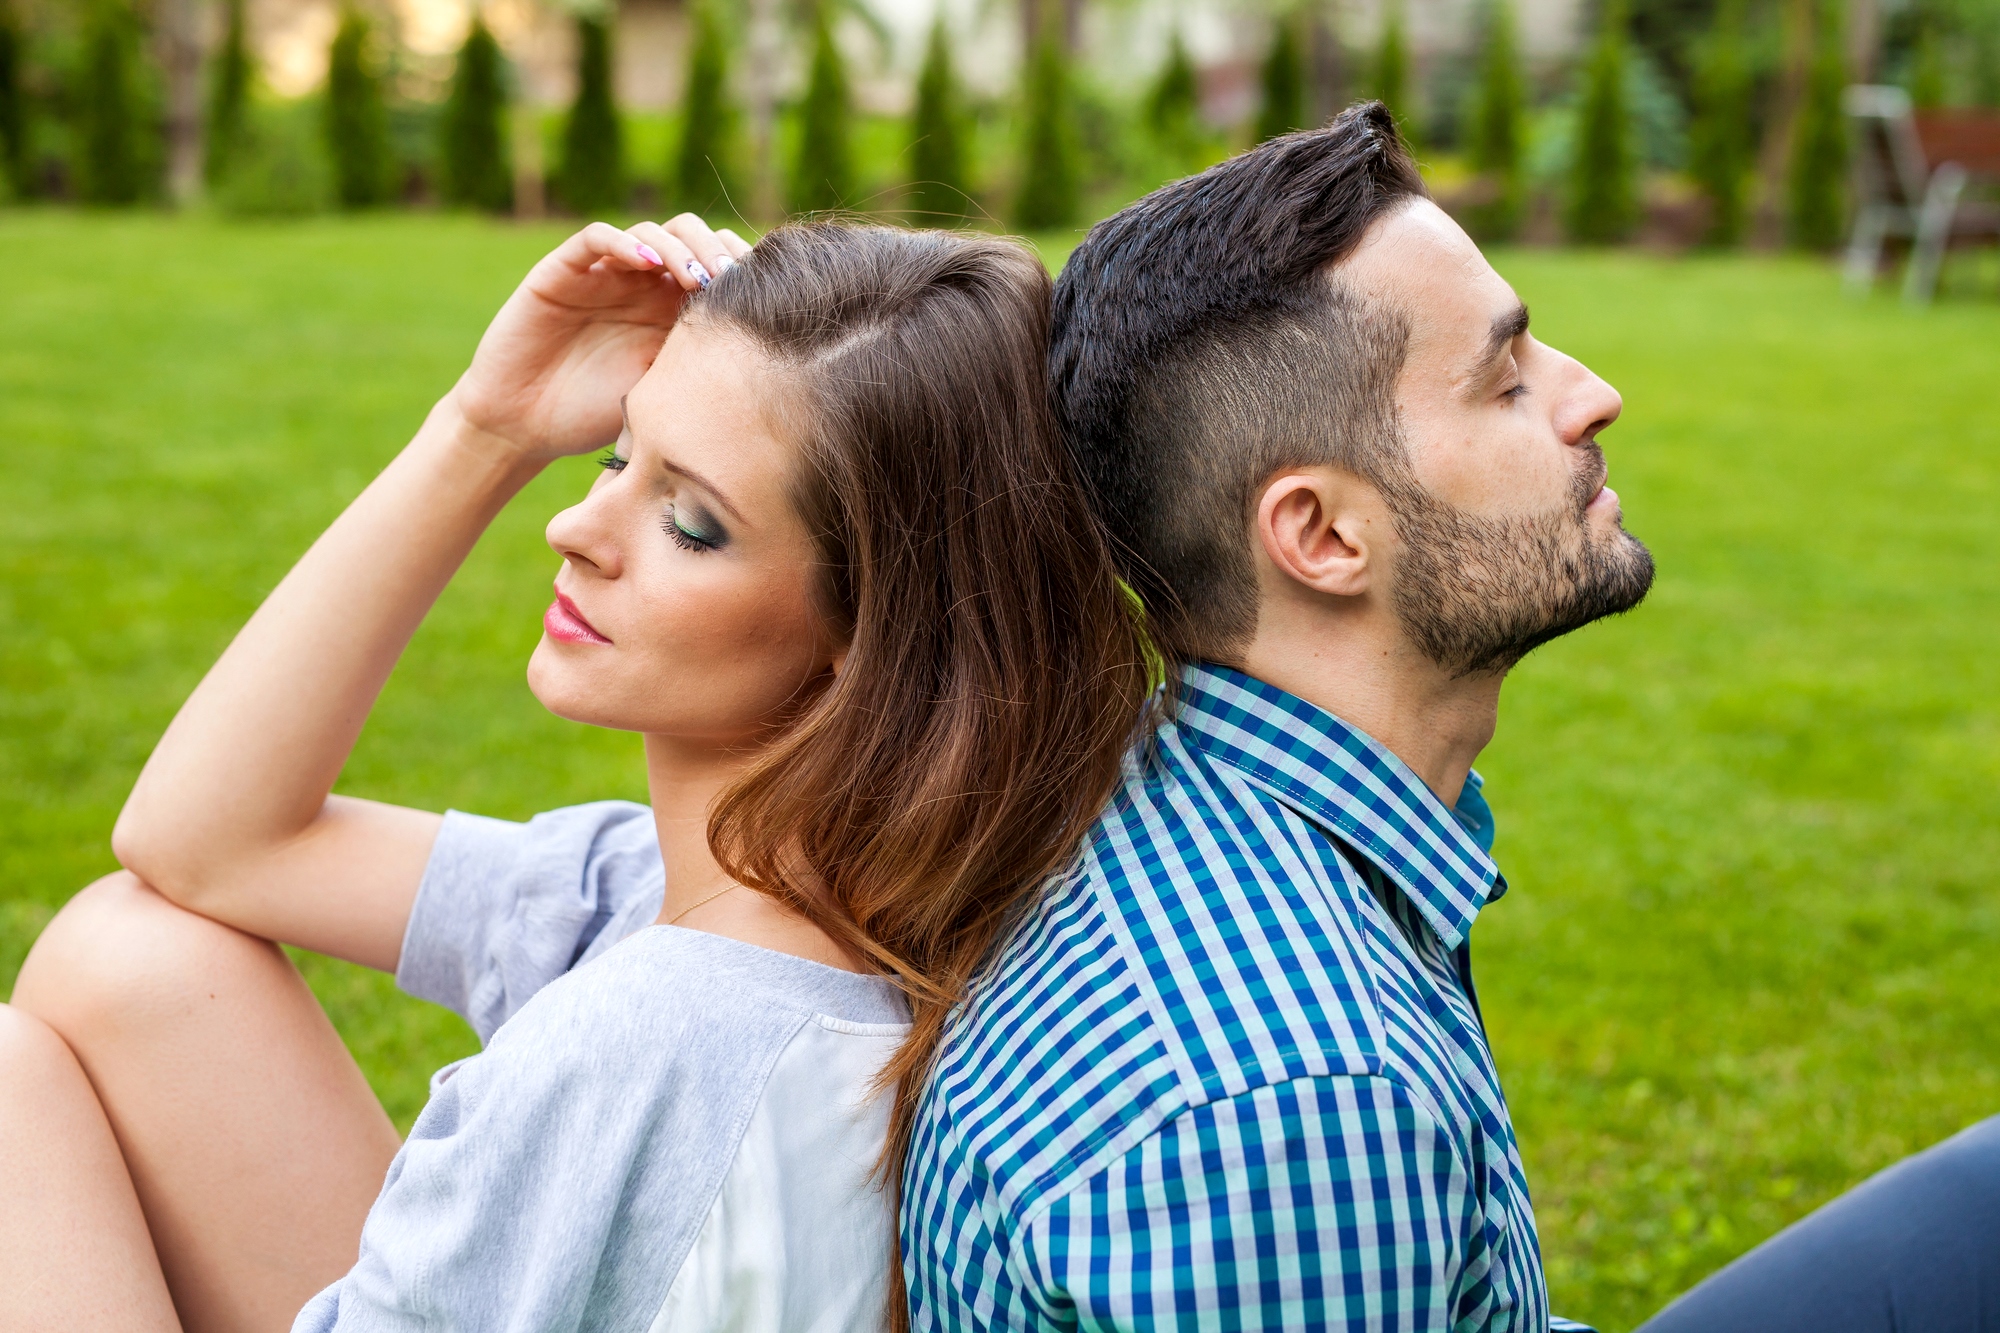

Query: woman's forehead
left=628, top=327, right=791, bottom=516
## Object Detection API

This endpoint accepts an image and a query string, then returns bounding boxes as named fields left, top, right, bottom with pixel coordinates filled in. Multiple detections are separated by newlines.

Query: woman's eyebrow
left=621, top=396, right=747, bottom=523
left=660, top=459, right=745, bottom=522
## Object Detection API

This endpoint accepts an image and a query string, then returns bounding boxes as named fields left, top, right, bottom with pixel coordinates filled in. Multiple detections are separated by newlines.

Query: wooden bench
left=1844, top=86, right=2000, bottom=303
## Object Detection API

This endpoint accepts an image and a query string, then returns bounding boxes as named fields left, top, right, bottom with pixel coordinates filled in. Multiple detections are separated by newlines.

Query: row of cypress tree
left=0, top=0, right=1851, bottom=246
left=0, top=0, right=510, bottom=210
left=1272, top=0, right=1851, bottom=247
left=0, top=0, right=161, bottom=203
left=498, top=1, right=1072, bottom=228
left=670, top=0, right=1066, bottom=227
left=189, top=0, right=1011, bottom=225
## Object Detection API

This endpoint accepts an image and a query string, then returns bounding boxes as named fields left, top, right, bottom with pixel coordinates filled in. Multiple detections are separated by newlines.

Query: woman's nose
left=545, top=492, right=623, bottom=578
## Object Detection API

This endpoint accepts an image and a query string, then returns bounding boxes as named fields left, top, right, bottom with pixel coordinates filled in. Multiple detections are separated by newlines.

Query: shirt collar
left=1172, top=663, right=1506, bottom=949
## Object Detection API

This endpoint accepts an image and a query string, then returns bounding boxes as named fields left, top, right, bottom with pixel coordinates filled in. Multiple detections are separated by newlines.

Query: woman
left=0, top=215, right=1149, bottom=1329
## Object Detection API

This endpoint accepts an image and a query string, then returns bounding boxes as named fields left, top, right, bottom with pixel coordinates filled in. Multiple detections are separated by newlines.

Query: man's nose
left=1555, top=358, right=1622, bottom=448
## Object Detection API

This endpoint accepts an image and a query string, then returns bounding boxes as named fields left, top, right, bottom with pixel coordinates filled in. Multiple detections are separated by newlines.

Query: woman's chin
left=526, top=642, right=619, bottom=727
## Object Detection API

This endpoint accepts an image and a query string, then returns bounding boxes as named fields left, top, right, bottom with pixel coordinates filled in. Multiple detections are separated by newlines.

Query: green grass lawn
left=2, top=210, right=1996, bottom=1330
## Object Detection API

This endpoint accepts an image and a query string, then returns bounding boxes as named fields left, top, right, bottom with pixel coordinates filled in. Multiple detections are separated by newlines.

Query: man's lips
left=1588, top=484, right=1620, bottom=514
left=545, top=589, right=611, bottom=645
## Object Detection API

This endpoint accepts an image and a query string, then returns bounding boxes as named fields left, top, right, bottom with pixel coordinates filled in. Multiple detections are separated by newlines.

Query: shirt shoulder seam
left=1011, top=1066, right=1461, bottom=1241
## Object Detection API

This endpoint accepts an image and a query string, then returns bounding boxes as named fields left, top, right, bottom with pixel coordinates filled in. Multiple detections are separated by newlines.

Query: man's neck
left=1231, top=629, right=1503, bottom=808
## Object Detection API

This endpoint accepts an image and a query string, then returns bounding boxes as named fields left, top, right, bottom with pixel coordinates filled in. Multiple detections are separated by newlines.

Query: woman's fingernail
left=713, top=254, right=736, bottom=273
left=635, top=244, right=663, bottom=268
left=686, top=259, right=712, bottom=289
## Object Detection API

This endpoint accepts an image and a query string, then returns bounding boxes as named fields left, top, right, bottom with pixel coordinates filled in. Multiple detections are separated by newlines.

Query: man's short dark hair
left=1051, top=102, right=1426, bottom=664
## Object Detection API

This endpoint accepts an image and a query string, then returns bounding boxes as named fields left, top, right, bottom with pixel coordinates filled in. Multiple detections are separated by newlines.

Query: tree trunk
left=1021, top=0, right=1079, bottom=56
left=746, top=0, right=781, bottom=218
left=1310, top=3, right=1346, bottom=126
left=1846, top=0, right=1878, bottom=81
left=1753, top=0, right=1812, bottom=245
left=155, top=0, right=204, bottom=204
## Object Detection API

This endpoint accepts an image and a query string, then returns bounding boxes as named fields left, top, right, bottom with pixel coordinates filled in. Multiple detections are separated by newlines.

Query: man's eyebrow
left=1480, top=302, right=1531, bottom=369
left=620, top=395, right=746, bottom=523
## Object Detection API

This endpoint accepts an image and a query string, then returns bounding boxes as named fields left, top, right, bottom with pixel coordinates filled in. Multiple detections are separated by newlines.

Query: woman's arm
left=113, top=218, right=747, bottom=973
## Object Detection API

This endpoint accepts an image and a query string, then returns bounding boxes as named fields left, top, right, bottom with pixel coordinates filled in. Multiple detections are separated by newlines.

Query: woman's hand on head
left=449, top=216, right=753, bottom=463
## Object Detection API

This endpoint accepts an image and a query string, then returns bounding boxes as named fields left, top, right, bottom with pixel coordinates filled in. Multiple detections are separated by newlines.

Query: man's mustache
left=1571, top=442, right=1610, bottom=516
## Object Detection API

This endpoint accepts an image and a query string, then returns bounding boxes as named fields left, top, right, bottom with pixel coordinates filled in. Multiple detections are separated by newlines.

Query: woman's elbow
left=109, top=804, right=205, bottom=908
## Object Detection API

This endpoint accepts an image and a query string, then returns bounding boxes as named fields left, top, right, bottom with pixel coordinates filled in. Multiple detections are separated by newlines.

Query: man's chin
left=1415, top=532, right=1655, bottom=677
left=1551, top=530, right=1655, bottom=639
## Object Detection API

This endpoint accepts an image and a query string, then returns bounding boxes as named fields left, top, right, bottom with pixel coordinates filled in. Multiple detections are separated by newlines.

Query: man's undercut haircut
left=1051, top=101, right=1426, bottom=664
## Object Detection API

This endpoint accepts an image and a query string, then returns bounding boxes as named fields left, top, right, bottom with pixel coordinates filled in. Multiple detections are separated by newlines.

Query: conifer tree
left=1787, top=1, right=1846, bottom=249
left=673, top=2, right=737, bottom=210
left=1256, top=13, right=1307, bottom=142
left=1368, top=9, right=1413, bottom=142
left=555, top=13, right=625, bottom=214
left=1466, top=0, right=1524, bottom=239
left=204, top=0, right=251, bottom=188
left=907, top=19, right=969, bottom=224
left=326, top=8, right=391, bottom=207
left=441, top=16, right=512, bottom=212
left=1909, top=14, right=1945, bottom=108
left=1013, top=26, right=1077, bottom=229
left=787, top=2, right=852, bottom=213
left=80, top=0, right=147, bottom=205
left=1687, top=0, right=1750, bottom=245
left=1148, top=30, right=1199, bottom=142
left=1974, top=11, right=2000, bottom=108
left=0, top=0, right=27, bottom=199
left=1565, top=1, right=1636, bottom=243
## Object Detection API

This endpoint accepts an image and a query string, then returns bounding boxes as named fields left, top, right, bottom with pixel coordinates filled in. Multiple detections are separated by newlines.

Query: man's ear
left=1255, top=470, right=1376, bottom=598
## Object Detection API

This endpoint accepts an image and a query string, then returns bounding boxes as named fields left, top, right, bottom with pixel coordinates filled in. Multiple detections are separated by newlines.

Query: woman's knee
left=0, top=1001, right=77, bottom=1087
left=13, top=871, right=284, bottom=1041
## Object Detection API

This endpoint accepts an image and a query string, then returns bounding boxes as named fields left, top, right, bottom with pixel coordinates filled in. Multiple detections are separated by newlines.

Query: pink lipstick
left=544, top=589, right=611, bottom=645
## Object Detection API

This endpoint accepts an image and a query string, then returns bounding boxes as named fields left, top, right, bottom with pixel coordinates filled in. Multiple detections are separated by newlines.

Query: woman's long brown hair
left=687, top=223, right=1152, bottom=1316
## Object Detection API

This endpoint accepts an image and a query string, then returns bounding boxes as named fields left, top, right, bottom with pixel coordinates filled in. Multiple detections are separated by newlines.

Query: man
left=901, top=105, right=2000, bottom=1331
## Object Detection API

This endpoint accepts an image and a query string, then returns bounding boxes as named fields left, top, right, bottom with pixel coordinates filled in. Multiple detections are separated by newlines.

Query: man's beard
left=1383, top=443, right=1655, bottom=677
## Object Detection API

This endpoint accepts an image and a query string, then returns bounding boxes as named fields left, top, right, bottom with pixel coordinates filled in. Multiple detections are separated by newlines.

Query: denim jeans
left=1639, top=1114, right=2000, bottom=1333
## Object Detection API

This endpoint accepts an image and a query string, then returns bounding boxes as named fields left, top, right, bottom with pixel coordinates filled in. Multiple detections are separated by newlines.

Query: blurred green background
left=2, top=211, right=1997, bottom=1330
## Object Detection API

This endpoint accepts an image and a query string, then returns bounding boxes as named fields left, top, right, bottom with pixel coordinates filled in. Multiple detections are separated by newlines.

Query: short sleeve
left=395, top=801, right=664, bottom=1041
left=1021, top=1075, right=1493, bottom=1332
left=295, top=928, right=840, bottom=1333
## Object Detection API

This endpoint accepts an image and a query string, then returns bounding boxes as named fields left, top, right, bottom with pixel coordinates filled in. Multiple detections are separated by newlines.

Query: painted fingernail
left=635, top=244, right=663, bottom=268
left=686, top=259, right=712, bottom=289
left=713, top=254, right=736, bottom=273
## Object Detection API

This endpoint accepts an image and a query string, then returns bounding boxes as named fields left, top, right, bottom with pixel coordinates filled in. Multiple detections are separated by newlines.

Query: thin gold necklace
left=666, top=884, right=738, bottom=925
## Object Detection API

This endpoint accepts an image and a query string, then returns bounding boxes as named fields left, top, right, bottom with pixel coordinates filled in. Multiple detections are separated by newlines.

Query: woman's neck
left=642, top=733, right=869, bottom=972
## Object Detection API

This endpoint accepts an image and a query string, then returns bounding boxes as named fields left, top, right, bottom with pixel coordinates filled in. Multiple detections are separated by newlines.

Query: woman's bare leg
left=0, top=1001, right=180, bottom=1332
left=12, top=873, right=402, bottom=1333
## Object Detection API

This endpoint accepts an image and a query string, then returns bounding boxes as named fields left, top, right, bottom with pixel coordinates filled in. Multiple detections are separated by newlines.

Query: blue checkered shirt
left=904, top=664, right=1592, bottom=1331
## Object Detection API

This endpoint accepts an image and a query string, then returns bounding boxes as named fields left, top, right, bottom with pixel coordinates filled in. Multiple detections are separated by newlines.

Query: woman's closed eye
left=666, top=504, right=725, bottom=552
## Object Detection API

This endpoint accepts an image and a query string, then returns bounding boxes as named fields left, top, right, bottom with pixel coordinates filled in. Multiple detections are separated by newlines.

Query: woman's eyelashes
left=665, top=504, right=725, bottom=552
left=593, top=435, right=722, bottom=551
left=598, top=426, right=635, bottom=471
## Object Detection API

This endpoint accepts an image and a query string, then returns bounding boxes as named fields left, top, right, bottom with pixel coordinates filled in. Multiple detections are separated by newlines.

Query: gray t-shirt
left=295, top=802, right=912, bottom=1333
